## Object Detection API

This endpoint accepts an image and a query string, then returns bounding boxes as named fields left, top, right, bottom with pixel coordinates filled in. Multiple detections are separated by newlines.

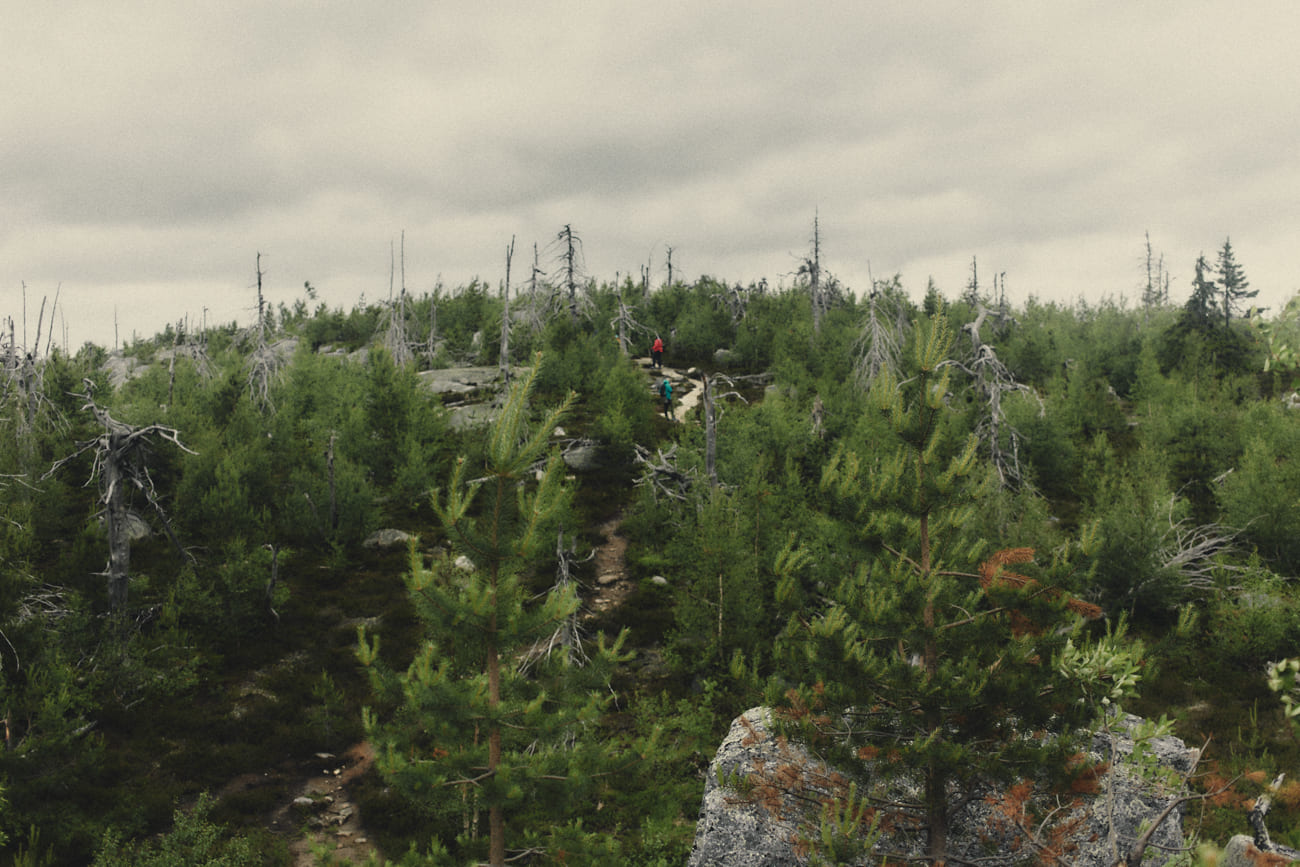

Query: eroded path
left=640, top=358, right=703, bottom=422
left=258, top=355, right=704, bottom=861
left=263, top=514, right=638, bottom=863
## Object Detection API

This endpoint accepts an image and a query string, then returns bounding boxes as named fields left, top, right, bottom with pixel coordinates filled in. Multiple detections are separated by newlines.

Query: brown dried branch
left=632, top=444, right=696, bottom=502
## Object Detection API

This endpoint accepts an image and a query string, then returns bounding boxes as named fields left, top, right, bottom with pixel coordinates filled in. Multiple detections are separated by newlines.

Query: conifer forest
left=6, top=235, right=1300, bottom=865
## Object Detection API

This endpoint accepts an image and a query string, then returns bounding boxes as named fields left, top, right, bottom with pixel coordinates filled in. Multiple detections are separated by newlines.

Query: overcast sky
left=4, top=2, right=1299, bottom=351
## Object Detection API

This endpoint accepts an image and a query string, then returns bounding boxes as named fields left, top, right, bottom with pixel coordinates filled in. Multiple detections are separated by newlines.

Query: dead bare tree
left=382, top=233, right=414, bottom=367
left=633, top=444, right=697, bottom=503
left=711, top=282, right=752, bottom=326
left=1141, top=230, right=1171, bottom=313
left=944, top=303, right=1041, bottom=490
left=609, top=285, right=650, bottom=358
left=852, top=277, right=910, bottom=390
left=500, top=236, right=515, bottom=384
left=246, top=253, right=283, bottom=410
left=164, top=317, right=213, bottom=409
left=43, top=386, right=196, bottom=611
left=4, top=313, right=69, bottom=471
left=553, top=224, right=589, bottom=321
left=803, top=213, right=825, bottom=335
left=962, top=255, right=983, bottom=306
left=521, top=528, right=595, bottom=672
left=1245, top=774, right=1300, bottom=861
left=517, top=241, right=562, bottom=337
left=1155, top=494, right=1244, bottom=595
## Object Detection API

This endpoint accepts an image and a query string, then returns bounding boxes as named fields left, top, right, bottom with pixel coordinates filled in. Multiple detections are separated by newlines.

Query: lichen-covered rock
left=687, top=708, right=1197, bottom=867
left=362, top=528, right=414, bottom=549
left=1221, top=834, right=1300, bottom=867
left=561, top=439, right=603, bottom=472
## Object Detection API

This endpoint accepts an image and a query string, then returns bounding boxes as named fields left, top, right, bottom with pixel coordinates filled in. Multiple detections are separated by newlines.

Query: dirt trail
left=588, top=515, right=633, bottom=616
left=642, top=357, right=703, bottom=422
left=263, top=518, right=636, bottom=864
left=255, top=357, right=686, bottom=861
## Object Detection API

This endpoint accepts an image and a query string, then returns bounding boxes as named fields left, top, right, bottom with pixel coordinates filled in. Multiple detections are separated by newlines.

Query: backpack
left=660, top=380, right=672, bottom=400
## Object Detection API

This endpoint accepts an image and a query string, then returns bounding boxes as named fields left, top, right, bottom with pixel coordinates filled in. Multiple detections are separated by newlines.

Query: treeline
left=2, top=249, right=1300, bottom=863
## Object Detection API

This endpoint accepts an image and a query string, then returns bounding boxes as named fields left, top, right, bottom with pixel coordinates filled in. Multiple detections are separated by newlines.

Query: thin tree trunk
left=105, top=435, right=130, bottom=610
left=265, top=543, right=281, bottom=623
left=327, top=432, right=338, bottom=532
left=501, top=237, right=514, bottom=384
left=488, top=478, right=505, bottom=867
left=704, top=375, right=717, bottom=487
left=488, top=583, right=504, bottom=866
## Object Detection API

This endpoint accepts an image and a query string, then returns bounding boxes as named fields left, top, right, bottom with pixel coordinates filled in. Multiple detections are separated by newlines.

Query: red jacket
left=652, top=338, right=664, bottom=353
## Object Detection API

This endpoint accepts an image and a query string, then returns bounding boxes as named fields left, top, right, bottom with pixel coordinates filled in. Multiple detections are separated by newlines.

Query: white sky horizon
left=5, top=2, right=1299, bottom=351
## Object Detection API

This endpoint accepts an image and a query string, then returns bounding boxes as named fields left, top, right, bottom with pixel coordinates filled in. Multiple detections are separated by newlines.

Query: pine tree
left=359, top=361, right=630, bottom=866
left=1216, top=237, right=1255, bottom=327
left=773, top=315, right=1141, bottom=864
left=1184, top=254, right=1217, bottom=326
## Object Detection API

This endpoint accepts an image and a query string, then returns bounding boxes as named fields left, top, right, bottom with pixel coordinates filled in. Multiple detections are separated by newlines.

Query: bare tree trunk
left=429, top=302, right=438, bottom=358
left=327, top=431, right=338, bottom=532
left=104, top=432, right=131, bottom=611
left=385, top=233, right=412, bottom=366
left=256, top=253, right=266, bottom=345
left=618, top=301, right=628, bottom=356
left=487, top=558, right=505, bottom=867
left=168, top=321, right=180, bottom=408
left=500, top=236, right=514, bottom=384
left=810, top=213, right=823, bottom=336
left=265, top=543, right=281, bottom=623
left=46, top=400, right=195, bottom=612
left=704, top=375, right=717, bottom=487
left=559, top=224, right=580, bottom=321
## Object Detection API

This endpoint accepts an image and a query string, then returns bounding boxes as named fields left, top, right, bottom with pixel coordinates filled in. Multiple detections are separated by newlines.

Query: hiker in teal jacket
left=659, top=378, right=673, bottom=420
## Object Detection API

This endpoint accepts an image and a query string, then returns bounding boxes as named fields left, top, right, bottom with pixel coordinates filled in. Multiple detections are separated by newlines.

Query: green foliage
left=592, top=352, right=657, bottom=453
left=358, top=346, right=452, bottom=492
left=360, top=363, right=632, bottom=865
left=1266, top=657, right=1300, bottom=732
left=665, top=490, right=768, bottom=675
left=1202, top=569, right=1300, bottom=672
left=667, top=281, right=737, bottom=364
left=92, top=793, right=271, bottom=867
left=1217, top=404, right=1300, bottom=573
left=531, top=315, right=608, bottom=401
left=1216, top=237, right=1256, bottom=327
left=14, top=263, right=1300, bottom=860
left=1250, top=291, right=1300, bottom=390
left=1146, top=389, right=1243, bottom=524
left=299, top=301, right=384, bottom=350
left=773, top=315, right=1144, bottom=864
left=1079, top=447, right=1201, bottom=621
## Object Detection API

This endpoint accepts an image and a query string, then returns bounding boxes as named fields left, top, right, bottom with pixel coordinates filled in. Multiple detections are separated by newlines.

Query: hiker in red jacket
left=651, top=336, right=664, bottom=370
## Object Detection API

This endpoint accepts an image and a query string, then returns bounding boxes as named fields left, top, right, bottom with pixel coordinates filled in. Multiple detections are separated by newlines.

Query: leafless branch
left=633, top=444, right=696, bottom=502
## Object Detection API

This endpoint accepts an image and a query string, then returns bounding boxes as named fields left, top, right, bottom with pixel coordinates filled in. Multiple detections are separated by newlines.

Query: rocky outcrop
left=362, top=528, right=414, bottom=549
left=417, top=365, right=526, bottom=395
left=687, top=708, right=1198, bottom=867
left=1222, top=835, right=1295, bottom=867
